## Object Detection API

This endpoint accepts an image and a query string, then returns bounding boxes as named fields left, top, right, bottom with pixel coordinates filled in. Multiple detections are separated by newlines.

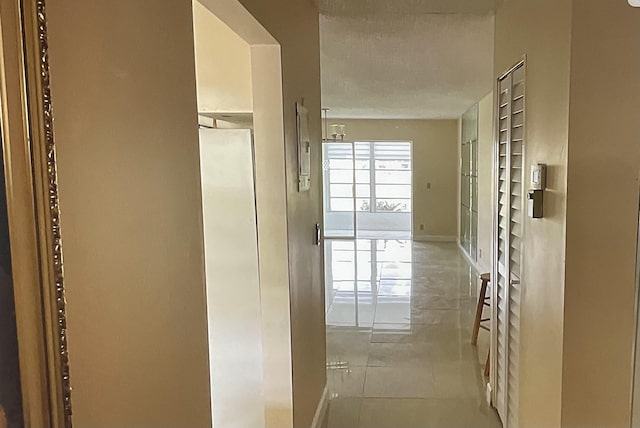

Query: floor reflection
left=325, top=239, right=413, bottom=329
left=324, top=239, right=501, bottom=428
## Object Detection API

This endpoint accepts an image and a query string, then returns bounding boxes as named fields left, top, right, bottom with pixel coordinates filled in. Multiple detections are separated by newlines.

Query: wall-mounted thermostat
left=528, top=163, right=547, bottom=219
left=531, top=163, right=547, bottom=190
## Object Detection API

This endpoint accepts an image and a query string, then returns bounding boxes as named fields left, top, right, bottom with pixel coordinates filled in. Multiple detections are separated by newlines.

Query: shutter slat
left=493, top=62, right=524, bottom=428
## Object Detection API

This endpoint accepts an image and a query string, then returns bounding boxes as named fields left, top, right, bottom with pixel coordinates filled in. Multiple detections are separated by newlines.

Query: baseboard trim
left=310, top=384, right=329, bottom=428
left=412, top=235, right=457, bottom=243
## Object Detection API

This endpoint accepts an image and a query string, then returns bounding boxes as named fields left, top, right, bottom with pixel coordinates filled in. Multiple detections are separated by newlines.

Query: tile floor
left=323, top=239, right=500, bottom=428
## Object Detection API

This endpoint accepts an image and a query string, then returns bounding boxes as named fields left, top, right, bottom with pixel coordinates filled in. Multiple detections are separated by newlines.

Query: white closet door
left=492, top=61, right=525, bottom=428
left=199, top=129, right=265, bottom=428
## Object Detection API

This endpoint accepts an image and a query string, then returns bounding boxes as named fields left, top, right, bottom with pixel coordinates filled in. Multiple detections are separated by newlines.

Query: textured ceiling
left=316, top=0, right=503, bottom=16
left=319, top=2, right=496, bottom=119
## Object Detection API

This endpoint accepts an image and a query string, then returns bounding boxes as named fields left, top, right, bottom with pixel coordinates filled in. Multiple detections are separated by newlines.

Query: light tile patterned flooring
left=323, top=239, right=500, bottom=428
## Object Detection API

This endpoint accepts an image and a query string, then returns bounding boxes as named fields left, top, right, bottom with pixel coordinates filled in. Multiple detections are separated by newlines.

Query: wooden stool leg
left=484, top=349, right=490, bottom=378
left=471, top=277, right=489, bottom=345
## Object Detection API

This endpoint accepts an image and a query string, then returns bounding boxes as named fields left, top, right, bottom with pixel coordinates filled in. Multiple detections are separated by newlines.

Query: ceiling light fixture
left=321, top=109, right=347, bottom=142
left=330, top=124, right=346, bottom=141
left=630, top=0, right=640, bottom=6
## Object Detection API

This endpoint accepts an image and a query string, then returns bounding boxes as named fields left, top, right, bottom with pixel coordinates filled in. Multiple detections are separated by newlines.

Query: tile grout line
left=325, top=241, right=500, bottom=428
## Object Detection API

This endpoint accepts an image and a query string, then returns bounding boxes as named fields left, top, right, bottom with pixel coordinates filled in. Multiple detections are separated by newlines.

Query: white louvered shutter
left=492, top=61, right=525, bottom=428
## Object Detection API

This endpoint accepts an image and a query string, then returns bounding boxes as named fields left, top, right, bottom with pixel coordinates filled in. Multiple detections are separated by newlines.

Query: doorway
left=323, top=141, right=413, bottom=240
left=191, top=2, right=294, bottom=427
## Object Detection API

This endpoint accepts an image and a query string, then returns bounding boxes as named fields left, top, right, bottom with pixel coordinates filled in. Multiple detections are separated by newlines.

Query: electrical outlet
left=426, top=182, right=432, bottom=190
left=420, top=224, right=425, bottom=231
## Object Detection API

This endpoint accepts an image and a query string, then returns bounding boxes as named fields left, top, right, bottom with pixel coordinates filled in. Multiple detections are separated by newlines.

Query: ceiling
left=316, top=0, right=502, bottom=16
left=319, top=1, right=497, bottom=119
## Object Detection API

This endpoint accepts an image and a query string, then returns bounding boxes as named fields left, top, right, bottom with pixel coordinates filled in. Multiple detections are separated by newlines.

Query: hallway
left=323, top=239, right=501, bottom=428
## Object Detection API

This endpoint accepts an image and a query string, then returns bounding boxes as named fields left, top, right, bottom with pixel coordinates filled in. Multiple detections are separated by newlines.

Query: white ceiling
left=319, top=1, right=496, bottom=119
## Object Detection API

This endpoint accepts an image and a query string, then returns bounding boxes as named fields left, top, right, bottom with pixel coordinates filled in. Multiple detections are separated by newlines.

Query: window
left=323, top=141, right=412, bottom=239
left=326, top=142, right=412, bottom=213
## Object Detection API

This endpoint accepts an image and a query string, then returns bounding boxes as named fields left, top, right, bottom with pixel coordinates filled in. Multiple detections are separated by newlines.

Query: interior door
left=492, top=60, right=525, bottom=428
left=323, top=142, right=356, bottom=239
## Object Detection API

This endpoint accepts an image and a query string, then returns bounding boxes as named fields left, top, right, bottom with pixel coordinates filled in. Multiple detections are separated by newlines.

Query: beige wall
left=495, top=0, right=572, bottom=426
left=334, top=119, right=459, bottom=239
left=249, top=45, right=294, bottom=427
left=236, top=3, right=325, bottom=426
left=563, top=2, right=640, bottom=426
left=49, top=1, right=640, bottom=427
left=196, top=1, right=295, bottom=421
left=477, top=92, right=493, bottom=273
left=47, top=0, right=325, bottom=427
left=198, top=1, right=326, bottom=427
left=47, top=2, right=212, bottom=427
left=193, top=0, right=253, bottom=113
left=197, top=1, right=295, bottom=422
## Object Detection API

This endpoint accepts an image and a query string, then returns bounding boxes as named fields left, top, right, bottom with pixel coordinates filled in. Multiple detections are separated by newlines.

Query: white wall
left=193, top=0, right=253, bottom=113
